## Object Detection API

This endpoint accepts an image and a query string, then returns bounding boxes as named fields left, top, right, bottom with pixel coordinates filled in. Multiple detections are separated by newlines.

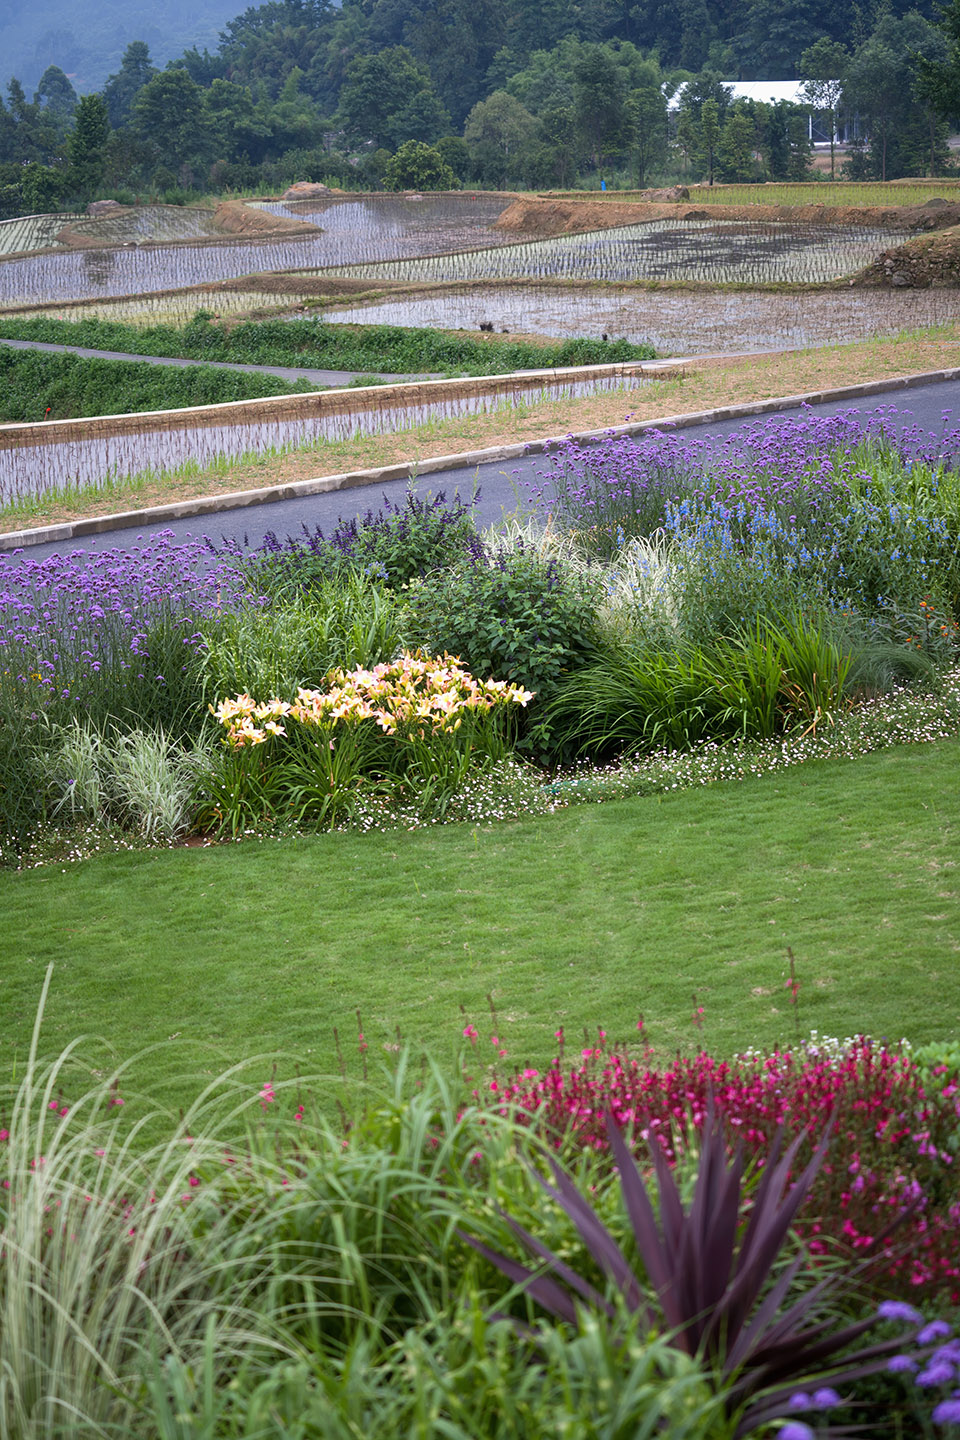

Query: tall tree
left=34, top=66, right=77, bottom=141
left=574, top=44, right=630, bottom=170
left=463, top=90, right=537, bottom=185
left=337, top=46, right=448, bottom=150
left=131, top=67, right=210, bottom=176
left=103, top=42, right=157, bottom=128
left=799, top=37, right=848, bottom=178
left=66, top=93, right=110, bottom=199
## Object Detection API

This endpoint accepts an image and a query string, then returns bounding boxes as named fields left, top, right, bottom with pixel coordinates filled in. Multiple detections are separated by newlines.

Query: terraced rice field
left=9, top=290, right=296, bottom=326
left=321, top=282, right=960, bottom=354
left=64, top=206, right=226, bottom=245
left=0, top=196, right=515, bottom=306
left=254, top=193, right=511, bottom=263
left=0, top=369, right=651, bottom=507
left=0, top=213, right=83, bottom=256
left=320, top=220, right=912, bottom=287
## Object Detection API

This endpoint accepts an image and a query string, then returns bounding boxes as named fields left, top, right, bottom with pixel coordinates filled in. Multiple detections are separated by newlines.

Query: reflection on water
left=80, top=248, right=118, bottom=290
left=322, top=284, right=960, bottom=356
left=0, top=197, right=511, bottom=306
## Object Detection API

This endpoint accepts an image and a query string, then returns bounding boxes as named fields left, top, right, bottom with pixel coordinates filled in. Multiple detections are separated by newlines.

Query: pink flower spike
left=188, top=1176, right=200, bottom=1187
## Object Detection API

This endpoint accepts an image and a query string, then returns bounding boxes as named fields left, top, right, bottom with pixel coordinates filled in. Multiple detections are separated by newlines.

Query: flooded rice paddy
left=255, top=194, right=511, bottom=263
left=0, top=370, right=649, bottom=507
left=0, top=196, right=513, bottom=306
left=321, top=283, right=960, bottom=355
left=320, top=220, right=911, bottom=287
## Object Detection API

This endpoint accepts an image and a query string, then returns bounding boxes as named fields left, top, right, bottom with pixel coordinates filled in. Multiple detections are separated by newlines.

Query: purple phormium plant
left=462, top=1111, right=937, bottom=1438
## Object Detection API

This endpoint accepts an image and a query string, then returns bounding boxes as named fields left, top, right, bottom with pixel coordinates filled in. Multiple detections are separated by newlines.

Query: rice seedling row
left=65, top=205, right=226, bottom=245
left=320, top=220, right=912, bottom=287
left=0, top=212, right=82, bottom=257
left=553, top=181, right=960, bottom=207
left=320, top=283, right=960, bottom=353
left=0, top=197, right=515, bottom=306
left=0, top=370, right=649, bottom=506
left=2, top=290, right=296, bottom=327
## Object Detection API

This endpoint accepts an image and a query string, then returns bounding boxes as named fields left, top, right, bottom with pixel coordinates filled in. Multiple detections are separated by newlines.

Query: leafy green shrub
left=0, top=315, right=655, bottom=379
left=546, top=611, right=856, bottom=759
left=404, top=542, right=603, bottom=756
left=244, top=488, right=479, bottom=597
left=0, top=347, right=316, bottom=422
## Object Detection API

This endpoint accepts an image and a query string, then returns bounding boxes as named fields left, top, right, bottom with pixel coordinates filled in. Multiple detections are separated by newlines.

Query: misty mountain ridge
left=0, top=0, right=247, bottom=95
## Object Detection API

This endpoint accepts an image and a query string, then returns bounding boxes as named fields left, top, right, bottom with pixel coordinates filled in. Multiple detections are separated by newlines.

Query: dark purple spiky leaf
left=458, top=1230, right=582, bottom=1326
left=537, top=1160, right=649, bottom=1315
left=605, top=1117, right=680, bottom=1328
left=500, top=1212, right=615, bottom=1316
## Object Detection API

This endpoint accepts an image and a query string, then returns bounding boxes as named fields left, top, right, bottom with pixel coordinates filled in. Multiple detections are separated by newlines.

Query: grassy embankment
left=2, top=737, right=958, bottom=1109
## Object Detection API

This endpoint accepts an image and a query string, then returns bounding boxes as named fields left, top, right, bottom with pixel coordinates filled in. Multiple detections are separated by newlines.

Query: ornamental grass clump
left=198, top=652, right=533, bottom=834
left=485, top=1034, right=960, bottom=1304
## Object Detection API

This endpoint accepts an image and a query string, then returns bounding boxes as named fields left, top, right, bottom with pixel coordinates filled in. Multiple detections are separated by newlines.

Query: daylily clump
left=211, top=652, right=534, bottom=747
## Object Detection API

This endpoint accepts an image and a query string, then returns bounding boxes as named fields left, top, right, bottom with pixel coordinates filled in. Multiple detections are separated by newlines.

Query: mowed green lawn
left=3, top=740, right=959, bottom=1105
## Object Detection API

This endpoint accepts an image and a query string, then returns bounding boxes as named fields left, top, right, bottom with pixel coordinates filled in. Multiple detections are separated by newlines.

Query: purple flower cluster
left=879, top=1303, right=960, bottom=1428
left=0, top=530, right=255, bottom=706
left=531, top=403, right=960, bottom=572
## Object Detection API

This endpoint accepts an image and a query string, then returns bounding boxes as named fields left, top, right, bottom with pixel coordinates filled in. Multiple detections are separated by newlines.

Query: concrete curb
left=3, top=365, right=959, bottom=551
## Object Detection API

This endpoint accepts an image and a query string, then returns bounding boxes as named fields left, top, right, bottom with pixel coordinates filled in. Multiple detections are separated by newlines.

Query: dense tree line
left=1, top=0, right=958, bottom=217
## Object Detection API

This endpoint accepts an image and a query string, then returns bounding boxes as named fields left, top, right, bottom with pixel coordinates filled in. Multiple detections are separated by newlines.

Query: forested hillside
left=1, top=0, right=957, bottom=212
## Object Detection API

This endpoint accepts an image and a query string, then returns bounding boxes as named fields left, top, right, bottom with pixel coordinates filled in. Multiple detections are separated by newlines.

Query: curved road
left=9, top=375, right=960, bottom=564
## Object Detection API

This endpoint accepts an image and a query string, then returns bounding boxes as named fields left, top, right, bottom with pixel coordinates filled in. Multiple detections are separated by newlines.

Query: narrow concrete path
left=0, top=336, right=434, bottom=388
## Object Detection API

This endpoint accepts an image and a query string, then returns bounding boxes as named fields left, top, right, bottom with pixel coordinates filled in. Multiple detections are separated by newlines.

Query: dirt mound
left=494, top=196, right=960, bottom=238
left=854, top=223, right=960, bottom=287
left=281, top=181, right=332, bottom=200
left=212, top=200, right=321, bottom=237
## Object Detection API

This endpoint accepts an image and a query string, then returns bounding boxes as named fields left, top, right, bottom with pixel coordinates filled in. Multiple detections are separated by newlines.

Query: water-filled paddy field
left=0, top=369, right=650, bottom=507
left=319, top=220, right=911, bottom=287
left=254, top=194, right=511, bottom=263
left=321, top=283, right=960, bottom=354
left=0, top=197, right=515, bottom=306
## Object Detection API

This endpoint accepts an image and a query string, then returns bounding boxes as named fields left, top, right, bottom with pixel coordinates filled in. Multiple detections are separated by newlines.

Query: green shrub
left=546, top=611, right=857, bottom=758
left=404, top=543, right=603, bottom=756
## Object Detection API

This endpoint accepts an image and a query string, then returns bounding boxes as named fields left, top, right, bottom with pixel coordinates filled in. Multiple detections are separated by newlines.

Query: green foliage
left=199, top=577, right=404, bottom=700
left=546, top=611, right=857, bottom=758
left=243, top=488, right=480, bottom=598
left=0, top=347, right=317, bottom=422
left=405, top=543, right=603, bottom=755
left=0, top=315, right=655, bottom=379
left=383, top=140, right=457, bottom=192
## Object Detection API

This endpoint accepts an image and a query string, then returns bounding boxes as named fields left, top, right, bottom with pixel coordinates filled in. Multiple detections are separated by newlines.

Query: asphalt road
left=10, top=375, right=960, bottom=564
